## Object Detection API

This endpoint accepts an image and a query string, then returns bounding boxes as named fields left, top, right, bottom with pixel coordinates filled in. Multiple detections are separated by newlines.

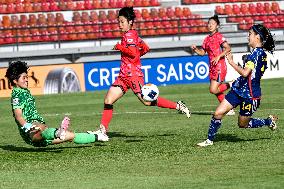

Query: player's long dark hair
left=209, top=14, right=220, bottom=25
left=118, top=7, right=136, bottom=25
left=251, top=24, right=275, bottom=54
left=5, top=60, right=29, bottom=86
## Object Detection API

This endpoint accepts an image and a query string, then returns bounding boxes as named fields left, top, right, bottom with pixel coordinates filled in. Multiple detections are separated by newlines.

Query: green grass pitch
left=0, top=78, right=283, bottom=189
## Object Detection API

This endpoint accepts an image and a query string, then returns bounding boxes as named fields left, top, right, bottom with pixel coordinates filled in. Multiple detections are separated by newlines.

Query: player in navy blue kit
left=197, top=24, right=278, bottom=147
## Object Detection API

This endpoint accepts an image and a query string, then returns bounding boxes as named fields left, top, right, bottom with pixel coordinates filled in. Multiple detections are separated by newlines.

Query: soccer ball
left=141, top=83, right=159, bottom=102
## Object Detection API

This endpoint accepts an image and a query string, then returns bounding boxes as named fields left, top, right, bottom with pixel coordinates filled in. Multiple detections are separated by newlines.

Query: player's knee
left=104, top=98, right=113, bottom=104
left=213, top=111, right=223, bottom=119
left=104, top=104, right=113, bottom=110
left=65, top=131, right=75, bottom=141
left=210, top=88, right=219, bottom=94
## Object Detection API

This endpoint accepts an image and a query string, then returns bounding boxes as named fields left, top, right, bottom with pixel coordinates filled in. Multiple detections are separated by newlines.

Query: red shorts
left=209, top=62, right=227, bottom=82
left=112, top=76, right=144, bottom=94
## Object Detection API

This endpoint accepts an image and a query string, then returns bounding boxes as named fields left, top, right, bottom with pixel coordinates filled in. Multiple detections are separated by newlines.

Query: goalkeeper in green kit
left=5, top=61, right=108, bottom=147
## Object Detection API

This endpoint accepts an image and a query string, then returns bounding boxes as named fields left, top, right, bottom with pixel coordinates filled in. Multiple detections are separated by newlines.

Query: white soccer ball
left=141, top=83, right=159, bottom=102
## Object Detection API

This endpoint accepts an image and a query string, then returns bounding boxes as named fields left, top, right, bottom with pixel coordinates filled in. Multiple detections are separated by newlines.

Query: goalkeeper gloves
left=22, top=123, right=33, bottom=133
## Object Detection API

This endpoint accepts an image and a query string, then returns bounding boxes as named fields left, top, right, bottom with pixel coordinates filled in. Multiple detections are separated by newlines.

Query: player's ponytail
left=209, top=14, right=220, bottom=25
left=251, top=24, right=275, bottom=54
left=118, top=7, right=136, bottom=25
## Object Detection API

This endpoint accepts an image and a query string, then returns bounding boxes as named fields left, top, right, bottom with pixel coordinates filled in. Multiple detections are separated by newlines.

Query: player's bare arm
left=226, top=52, right=252, bottom=77
left=191, top=45, right=206, bottom=56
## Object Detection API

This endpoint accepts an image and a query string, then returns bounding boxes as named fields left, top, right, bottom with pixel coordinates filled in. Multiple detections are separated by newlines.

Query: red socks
left=157, top=97, right=177, bottom=109
left=100, top=104, right=114, bottom=130
left=216, top=83, right=230, bottom=102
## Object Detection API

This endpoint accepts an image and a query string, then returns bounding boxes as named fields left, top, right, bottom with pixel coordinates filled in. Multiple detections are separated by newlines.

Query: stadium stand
left=0, top=0, right=283, bottom=52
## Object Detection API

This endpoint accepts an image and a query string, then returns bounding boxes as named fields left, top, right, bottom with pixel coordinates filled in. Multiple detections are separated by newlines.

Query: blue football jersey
left=231, top=47, right=267, bottom=99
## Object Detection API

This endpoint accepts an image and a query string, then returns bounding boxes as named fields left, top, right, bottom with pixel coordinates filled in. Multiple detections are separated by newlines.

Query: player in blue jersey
left=197, top=24, right=278, bottom=147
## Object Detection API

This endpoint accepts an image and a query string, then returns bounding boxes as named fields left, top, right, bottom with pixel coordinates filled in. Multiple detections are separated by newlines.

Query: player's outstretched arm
left=226, top=52, right=252, bottom=77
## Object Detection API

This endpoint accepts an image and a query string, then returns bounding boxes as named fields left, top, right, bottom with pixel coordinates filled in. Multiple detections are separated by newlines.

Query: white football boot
left=268, top=115, right=278, bottom=131
left=177, top=101, right=191, bottom=118
left=87, top=124, right=107, bottom=135
left=197, top=139, right=213, bottom=147
left=226, top=109, right=236, bottom=116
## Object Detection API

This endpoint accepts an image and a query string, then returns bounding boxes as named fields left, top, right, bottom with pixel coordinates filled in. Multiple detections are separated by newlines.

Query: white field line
left=42, top=108, right=283, bottom=117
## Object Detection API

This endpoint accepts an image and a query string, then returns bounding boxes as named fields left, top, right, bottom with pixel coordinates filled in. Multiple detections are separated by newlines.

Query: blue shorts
left=225, top=90, right=260, bottom=116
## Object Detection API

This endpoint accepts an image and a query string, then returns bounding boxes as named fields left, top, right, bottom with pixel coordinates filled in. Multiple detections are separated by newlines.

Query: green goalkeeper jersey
left=11, top=87, right=45, bottom=127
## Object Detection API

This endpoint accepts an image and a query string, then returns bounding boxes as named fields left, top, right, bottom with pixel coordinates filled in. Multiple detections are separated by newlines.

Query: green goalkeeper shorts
left=18, top=127, right=54, bottom=147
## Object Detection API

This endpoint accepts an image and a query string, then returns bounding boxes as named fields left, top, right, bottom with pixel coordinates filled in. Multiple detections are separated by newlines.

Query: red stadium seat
left=15, top=3, right=25, bottom=13
left=76, top=1, right=85, bottom=10
left=2, top=16, right=11, bottom=28
left=90, top=11, right=99, bottom=22
left=38, top=14, right=47, bottom=26
left=56, top=13, right=65, bottom=25
left=92, top=0, right=100, bottom=9
left=30, top=28, right=41, bottom=42
left=28, top=14, right=37, bottom=27
left=224, top=5, right=233, bottom=15
left=183, top=7, right=192, bottom=17
left=232, top=4, right=240, bottom=15
left=39, top=28, right=50, bottom=42
left=84, top=0, right=93, bottom=10
left=141, top=0, right=150, bottom=7
left=66, top=0, right=75, bottom=11
left=101, top=0, right=109, bottom=9
left=72, top=11, right=81, bottom=23
left=50, top=1, right=59, bottom=11
left=150, top=0, right=160, bottom=6
left=248, top=3, right=257, bottom=15
left=33, top=2, right=42, bottom=12
left=125, top=0, right=134, bottom=7
left=240, top=4, right=249, bottom=15
left=11, top=15, right=20, bottom=28
left=272, top=2, right=280, bottom=13
left=256, top=3, right=265, bottom=14
left=24, top=2, right=34, bottom=12
left=3, top=30, right=16, bottom=44
left=0, top=4, right=6, bottom=14
left=7, top=3, right=16, bottom=14
left=47, top=13, right=55, bottom=25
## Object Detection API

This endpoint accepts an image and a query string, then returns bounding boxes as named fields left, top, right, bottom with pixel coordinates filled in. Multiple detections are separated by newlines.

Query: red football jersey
left=115, top=30, right=149, bottom=77
left=202, top=32, right=226, bottom=66
left=202, top=32, right=227, bottom=81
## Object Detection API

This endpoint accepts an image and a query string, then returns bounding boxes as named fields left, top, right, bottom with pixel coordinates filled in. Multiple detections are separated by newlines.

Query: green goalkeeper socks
left=73, top=133, right=97, bottom=144
left=41, top=128, right=57, bottom=140
left=41, top=128, right=97, bottom=144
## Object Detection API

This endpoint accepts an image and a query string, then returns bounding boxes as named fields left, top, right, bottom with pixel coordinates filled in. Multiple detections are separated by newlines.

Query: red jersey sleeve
left=138, top=38, right=150, bottom=56
left=217, top=33, right=226, bottom=47
left=115, top=30, right=140, bottom=58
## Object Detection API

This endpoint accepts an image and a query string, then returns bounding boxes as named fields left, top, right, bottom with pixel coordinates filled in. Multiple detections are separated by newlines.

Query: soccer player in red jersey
left=88, top=7, right=191, bottom=137
left=191, top=15, right=235, bottom=115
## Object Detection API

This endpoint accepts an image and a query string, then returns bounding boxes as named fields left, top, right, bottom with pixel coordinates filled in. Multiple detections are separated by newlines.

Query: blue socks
left=207, top=117, right=272, bottom=142
left=207, top=117, right=222, bottom=141
left=247, top=118, right=271, bottom=128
